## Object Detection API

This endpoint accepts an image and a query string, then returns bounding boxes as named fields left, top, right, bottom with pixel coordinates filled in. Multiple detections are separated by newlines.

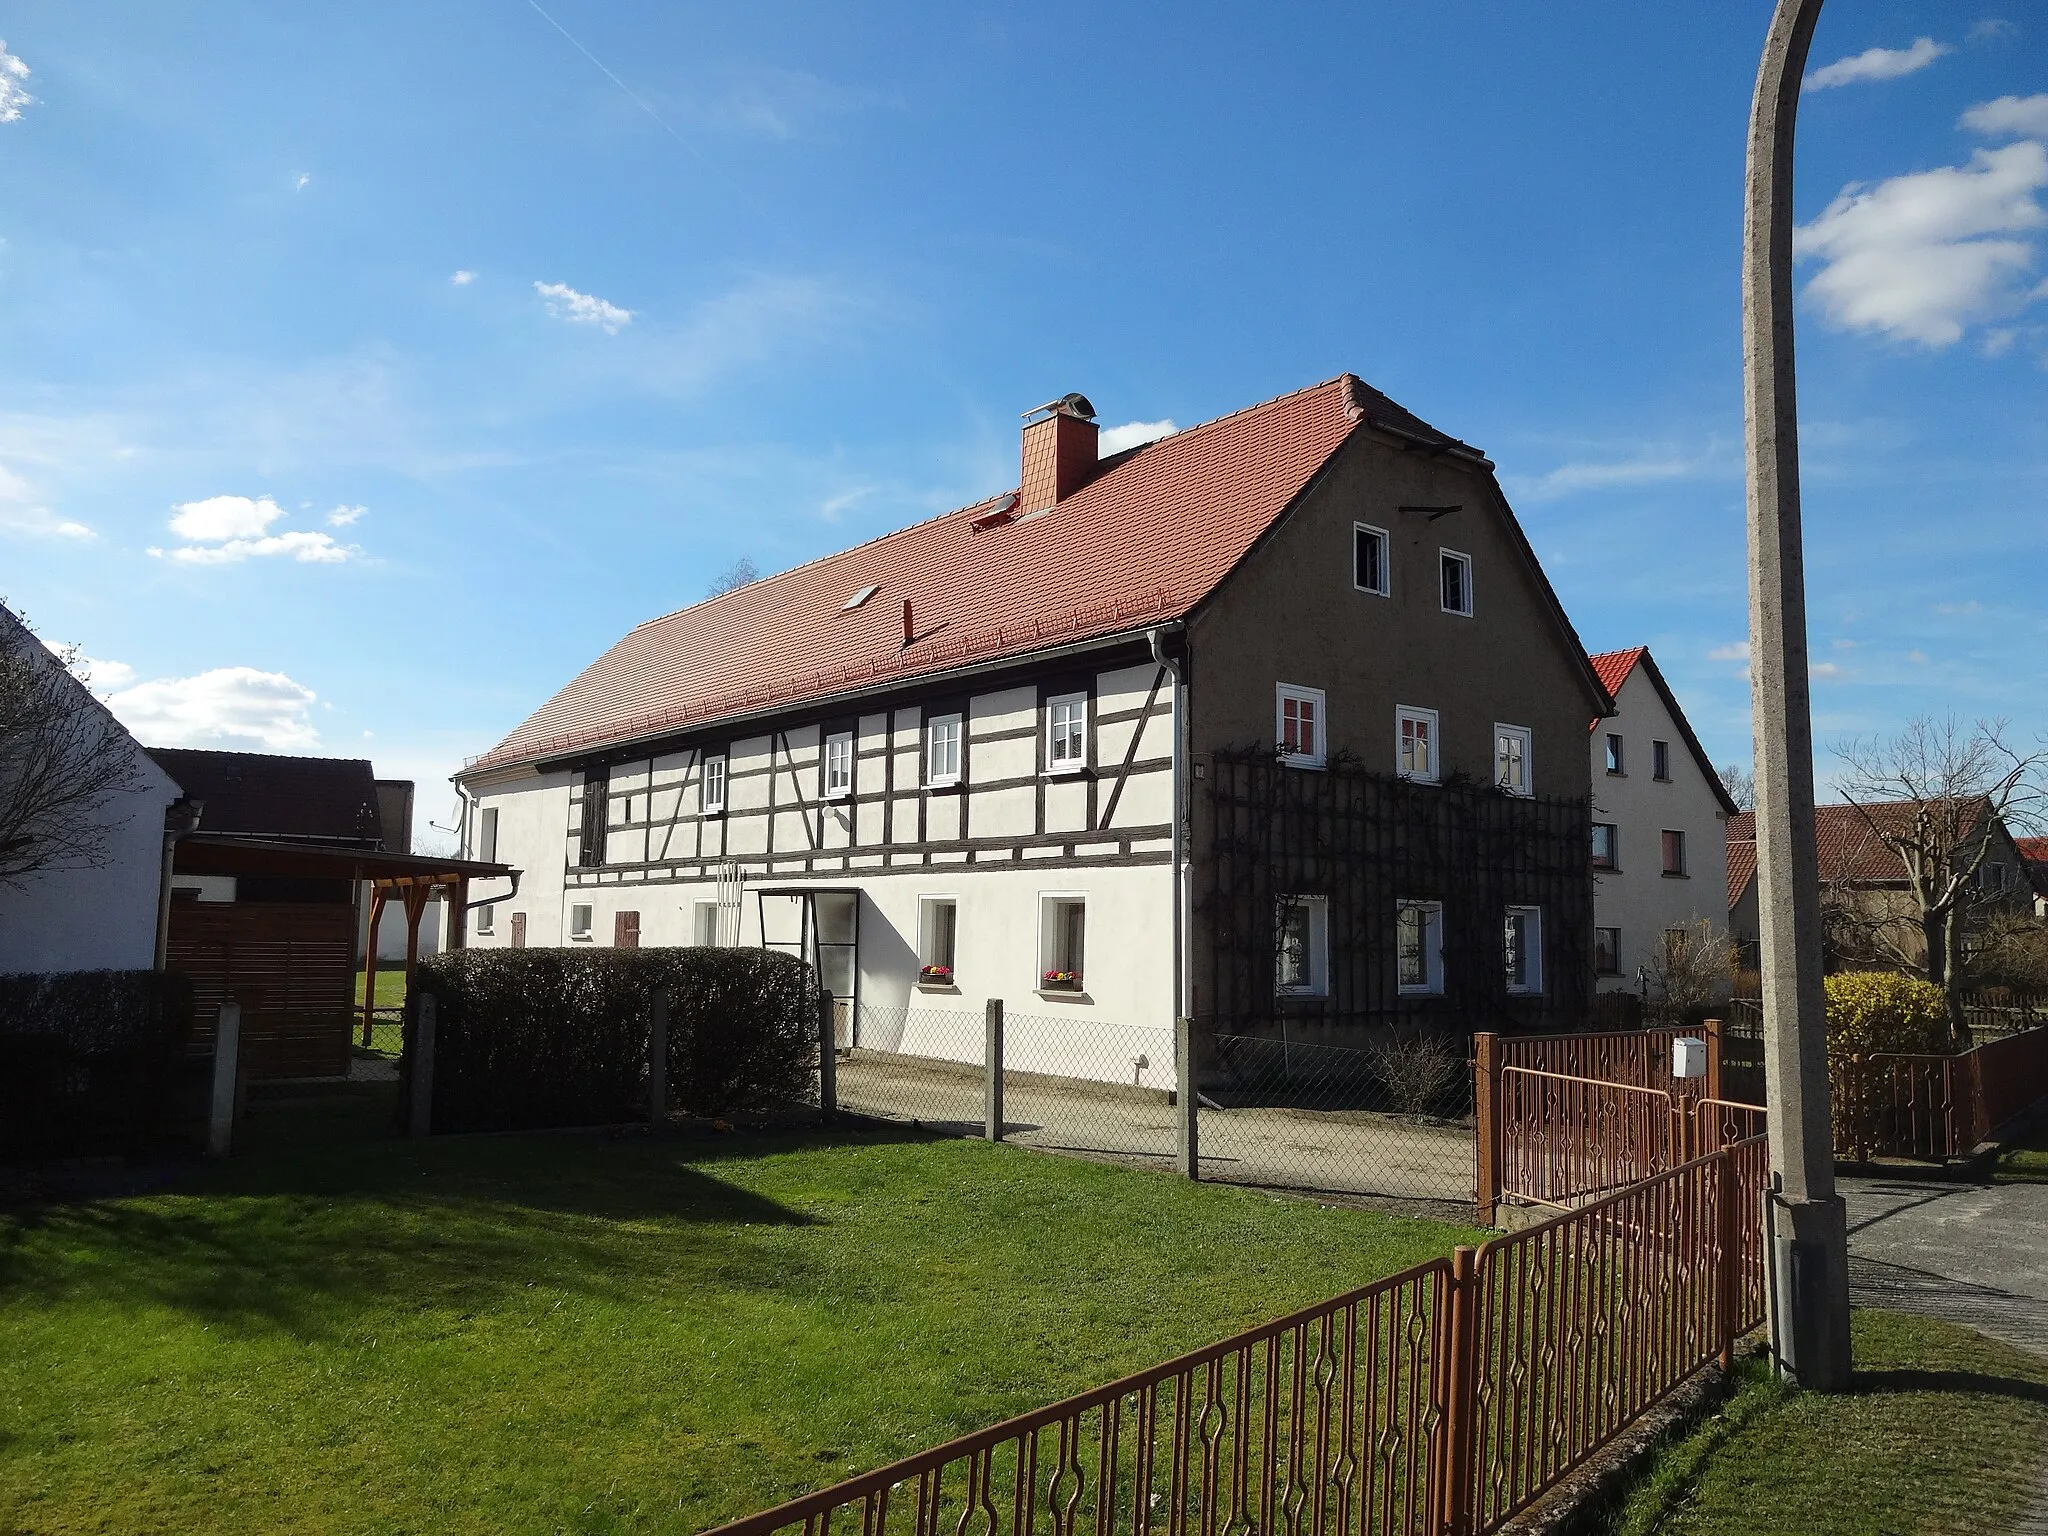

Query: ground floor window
left=473, top=903, right=494, bottom=935
left=692, top=898, right=719, bottom=947
left=918, top=896, right=958, bottom=985
left=1396, top=900, right=1444, bottom=994
left=1275, top=895, right=1329, bottom=996
left=1594, top=925, right=1622, bottom=976
left=1040, top=894, right=1086, bottom=991
left=569, top=904, right=593, bottom=941
left=1504, top=906, right=1543, bottom=994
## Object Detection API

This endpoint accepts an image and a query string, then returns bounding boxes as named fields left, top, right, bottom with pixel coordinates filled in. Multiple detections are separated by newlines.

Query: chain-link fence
left=831, top=1002, right=1477, bottom=1208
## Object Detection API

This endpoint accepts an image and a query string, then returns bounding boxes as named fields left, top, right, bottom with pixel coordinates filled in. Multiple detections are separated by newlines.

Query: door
left=615, top=910, right=641, bottom=949
left=510, top=912, right=527, bottom=949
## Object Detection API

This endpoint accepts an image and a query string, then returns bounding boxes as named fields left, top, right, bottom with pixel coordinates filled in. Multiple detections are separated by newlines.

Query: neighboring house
left=1727, top=799, right=2035, bottom=971
left=1584, top=648, right=1738, bottom=991
left=0, top=604, right=187, bottom=975
left=459, top=375, right=1611, bottom=1070
left=2020, top=837, right=2048, bottom=921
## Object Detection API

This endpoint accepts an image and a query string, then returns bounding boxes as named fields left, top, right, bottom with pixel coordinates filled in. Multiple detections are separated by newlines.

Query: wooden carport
left=165, top=834, right=512, bottom=1079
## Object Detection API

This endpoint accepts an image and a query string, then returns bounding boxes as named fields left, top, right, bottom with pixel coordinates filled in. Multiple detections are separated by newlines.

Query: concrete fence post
left=649, top=993, right=669, bottom=1128
left=1176, top=1015, right=1199, bottom=1180
left=1473, top=1032, right=1501, bottom=1226
left=984, top=999, right=1005, bottom=1142
left=207, top=1000, right=241, bottom=1158
left=409, top=993, right=436, bottom=1140
left=818, top=992, right=837, bottom=1121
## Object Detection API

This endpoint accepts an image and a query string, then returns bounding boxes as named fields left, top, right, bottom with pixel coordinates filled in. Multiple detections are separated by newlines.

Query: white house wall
left=1590, top=668, right=1731, bottom=989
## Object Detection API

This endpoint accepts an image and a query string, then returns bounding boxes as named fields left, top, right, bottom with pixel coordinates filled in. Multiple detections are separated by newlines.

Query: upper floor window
left=824, top=731, right=854, bottom=799
left=1275, top=895, right=1329, bottom=997
left=1047, top=694, right=1087, bottom=773
left=1397, top=900, right=1444, bottom=994
left=926, top=713, right=963, bottom=786
left=1494, top=724, right=1532, bottom=796
left=1591, top=823, right=1618, bottom=870
left=1397, top=706, right=1439, bottom=783
left=1981, top=861, right=2008, bottom=892
left=1277, top=683, right=1326, bottom=769
left=1661, top=829, right=1687, bottom=876
left=701, top=754, right=728, bottom=815
left=1504, top=906, right=1544, bottom=994
left=1440, top=550, right=1473, bottom=616
left=1352, top=523, right=1390, bottom=596
left=1605, top=734, right=1625, bottom=775
left=476, top=805, right=499, bottom=864
left=1652, top=740, right=1671, bottom=781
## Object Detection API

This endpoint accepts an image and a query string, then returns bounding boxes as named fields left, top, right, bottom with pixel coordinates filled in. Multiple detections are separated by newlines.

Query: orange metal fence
left=1833, top=1024, right=2048, bottom=1163
left=1491, top=1022, right=1725, bottom=1106
left=697, top=1140, right=1768, bottom=1536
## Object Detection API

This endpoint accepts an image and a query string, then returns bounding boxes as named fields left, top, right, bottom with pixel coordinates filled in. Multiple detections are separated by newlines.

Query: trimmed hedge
left=1825, top=971, right=1948, bottom=1058
left=0, top=969, right=195, bottom=1160
left=406, top=948, right=820, bottom=1134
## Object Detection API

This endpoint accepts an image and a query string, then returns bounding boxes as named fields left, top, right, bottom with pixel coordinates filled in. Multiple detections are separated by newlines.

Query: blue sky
left=1, top=3, right=2042, bottom=845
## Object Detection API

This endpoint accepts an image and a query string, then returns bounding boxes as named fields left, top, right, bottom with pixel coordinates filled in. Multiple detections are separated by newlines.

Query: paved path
left=1842, top=1175, right=2048, bottom=1533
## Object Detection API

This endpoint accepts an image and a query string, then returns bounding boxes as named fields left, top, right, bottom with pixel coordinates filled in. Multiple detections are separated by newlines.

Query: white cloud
left=1962, top=94, right=2048, bottom=140
left=1097, top=419, right=1179, bottom=455
left=57, top=652, right=135, bottom=690
left=1968, top=19, right=2019, bottom=45
left=106, top=667, right=321, bottom=752
left=1810, top=661, right=1847, bottom=679
left=534, top=280, right=632, bottom=334
left=1708, top=642, right=1751, bottom=663
left=1509, top=450, right=1719, bottom=502
left=450, top=269, right=475, bottom=286
left=0, top=40, right=35, bottom=123
left=169, top=493, right=285, bottom=542
left=155, top=492, right=360, bottom=563
left=1804, top=37, right=1950, bottom=91
left=1794, top=141, right=2048, bottom=345
left=0, top=456, right=92, bottom=539
left=818, top=486, right=876, bottom=522
left=294, top=172, right=311, bottom=192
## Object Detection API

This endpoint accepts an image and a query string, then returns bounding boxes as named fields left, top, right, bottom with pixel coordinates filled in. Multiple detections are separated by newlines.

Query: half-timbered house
left=457, top=376, right=1612, bottom=1069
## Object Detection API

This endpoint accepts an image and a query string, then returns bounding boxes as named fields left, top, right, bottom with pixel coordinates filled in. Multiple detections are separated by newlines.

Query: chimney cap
left=1023, top=392, right=1096, bottom=424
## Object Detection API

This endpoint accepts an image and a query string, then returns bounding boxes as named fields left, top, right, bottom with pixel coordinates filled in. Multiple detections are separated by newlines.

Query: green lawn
left=1995, top=1116, right=2048, bottom=1183
left=1588, top=1310, right=2048, bottom=1535
left=351, top=968, right=407, bottom=1057
left=0, top=1088, right=1478, bottom=1534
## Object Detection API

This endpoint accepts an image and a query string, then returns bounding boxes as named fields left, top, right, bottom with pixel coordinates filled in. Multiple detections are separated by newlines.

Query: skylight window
left=843, top=584, right=880, bottom=611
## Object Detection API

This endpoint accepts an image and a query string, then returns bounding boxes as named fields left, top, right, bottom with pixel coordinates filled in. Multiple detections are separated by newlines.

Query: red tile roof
left=467, top=375, right=1505, bottom=774
left=1726, top=834, right=1756, bottom=908
left=1724, top=798, right=2000, bottom=899
left=1588, top=646, right=1646, bottom=702
left=2018, top=836, right=2048, bottom=896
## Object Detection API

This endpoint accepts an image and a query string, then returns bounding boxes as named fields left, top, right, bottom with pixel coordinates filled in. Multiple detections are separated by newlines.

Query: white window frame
left=1276, top=683, right=1327, bottom=770
left=568, top=903, right=594, bottom=942
left=476, top=805, right=499, bottom=864
left=926, top=713, right=963, bottom=787
left=701, top=753, right=728, bottom=815
left=1038, top=892, right=1087, bottom=992
left=1494, top=723, right=1533, bottom=797
left=824, top=731, right=854, bottom=799
left=1396, top=705, right=1440, bottom=784
left=917, top=895, right=960, bottom=984
left=1046, top=693, right=1088, bottom=774
left=1274, top=894, right=1330, bottom=997
left=1439, top=549, right=1473, bottom=617
left=1352, top=522, right=1390, bottom=597
left=1505, top=906, right=1544, bottom=995
left=691, top=898, right=720, bottom=947
left=473, top=902, right=495, bottom=935
left=1396, top=900, right=1444, bottom=995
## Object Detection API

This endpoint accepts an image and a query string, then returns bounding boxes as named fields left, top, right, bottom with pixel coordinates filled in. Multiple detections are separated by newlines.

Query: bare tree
left=706, top=557, right=760, bottom=598
left=0, top=604, right=149, bottom=891
left=1831, top=717, right=2048, bottom=1046
left=1718, top=762, right=1756, bottom=812
left=1648, top=917, right=1737, bottom=1027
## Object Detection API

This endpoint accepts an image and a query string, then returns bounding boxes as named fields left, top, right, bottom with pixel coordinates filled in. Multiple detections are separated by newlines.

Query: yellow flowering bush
left=1824, top=971, right=1947, bottom=1059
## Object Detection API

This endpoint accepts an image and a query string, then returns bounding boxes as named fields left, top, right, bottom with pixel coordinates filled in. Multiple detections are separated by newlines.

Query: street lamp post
left=1742, top=0, right=1853, bottom=1389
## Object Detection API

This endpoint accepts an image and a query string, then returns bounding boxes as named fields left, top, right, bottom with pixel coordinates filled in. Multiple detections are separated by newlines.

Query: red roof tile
left=1726, top=834, right=1756, bottom=908
left=1588, top=647, right=1646, bottom=702
left=1725, top=800, right=1999, bottom=894
left=468, top=375, right=1490, bottom=773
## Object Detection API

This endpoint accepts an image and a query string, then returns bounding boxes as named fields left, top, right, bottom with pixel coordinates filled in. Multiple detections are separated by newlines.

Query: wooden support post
left=984, top=999, right=1004, bottom=1142
left=446, top=877, right=468, bottom=951
left=1473, top=1032, right=1502, bottom=1226
left=649, top=994, right=669, bottom=1127
left=361, top=889, right=386, bottom=1048
left=207, top=1000, right=241, bottom=1158
left=817, top=991, right=837, bottom=1121
left=1704, top=1016, right=1725, bottom=1103
left=1718, top=1148, right=1741, bottom=1373
left=409, top=993, right=436, bottom=1140
left=1440, top=1244, right=1480, bottom=1535
left=1176, top=1014, right=1198, bottom=1180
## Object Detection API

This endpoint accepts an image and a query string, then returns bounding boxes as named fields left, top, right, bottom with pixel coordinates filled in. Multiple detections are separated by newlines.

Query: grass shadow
left=1852, top=1366, right=2048, bottom=1406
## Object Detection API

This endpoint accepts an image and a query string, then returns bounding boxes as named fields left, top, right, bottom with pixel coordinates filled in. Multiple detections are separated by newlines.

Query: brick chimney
left=1019, top=393, right=1098, bottom=514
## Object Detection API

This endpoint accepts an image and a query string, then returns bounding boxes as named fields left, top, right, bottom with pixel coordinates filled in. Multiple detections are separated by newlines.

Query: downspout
left=1146, top=626, right=1188, bottom=1030
left=154, top=798, right=202, bottom=970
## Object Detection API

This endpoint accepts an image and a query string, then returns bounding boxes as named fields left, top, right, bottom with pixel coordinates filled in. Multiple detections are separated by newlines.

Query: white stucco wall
left=1589, top=666, right=1731, bottom=989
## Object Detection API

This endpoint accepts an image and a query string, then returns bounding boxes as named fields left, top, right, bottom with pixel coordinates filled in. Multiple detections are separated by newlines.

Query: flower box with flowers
left=918, top=964, right=954, bottom=986
left=1041, top=970, right=1081, bottom=991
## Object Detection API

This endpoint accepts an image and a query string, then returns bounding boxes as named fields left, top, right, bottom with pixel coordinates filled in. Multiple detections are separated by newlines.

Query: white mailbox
left=1672, top=1035, right=1708, bottom=1081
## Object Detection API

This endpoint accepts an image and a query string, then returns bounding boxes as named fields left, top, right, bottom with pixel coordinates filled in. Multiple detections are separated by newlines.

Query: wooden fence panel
left=166, top=900, right=355, bottom=1080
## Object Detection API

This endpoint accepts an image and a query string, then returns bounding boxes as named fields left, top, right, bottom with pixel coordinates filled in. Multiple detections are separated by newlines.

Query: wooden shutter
left=579, top=770, right=608, bottom=867
left=615, top=910, right=640, bottom=949
left=510, top=912, right=526, bottom=949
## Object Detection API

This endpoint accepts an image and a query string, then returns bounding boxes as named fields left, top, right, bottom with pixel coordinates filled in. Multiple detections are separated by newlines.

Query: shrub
left=1369, top=1031, right=1466, bottom=1120
left=406, top=948, right=819, bottom=1134
left=1824, top=971, right=1947, bottom=1059
left=0, top=970, right=194, bottom=1160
